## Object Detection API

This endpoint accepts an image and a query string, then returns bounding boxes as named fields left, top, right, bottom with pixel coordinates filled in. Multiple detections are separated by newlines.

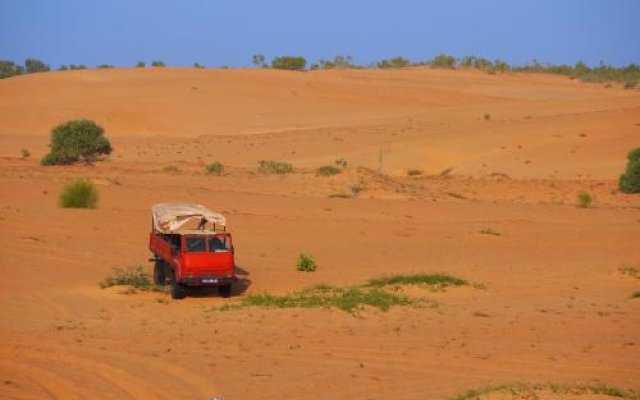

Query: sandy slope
left=0, top=68, right=639, bottom=400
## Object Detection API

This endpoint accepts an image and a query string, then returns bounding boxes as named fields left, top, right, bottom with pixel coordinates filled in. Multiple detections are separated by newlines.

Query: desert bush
left=21, top=148, right=30, bottom=158
left=151, top=60, right=166, bottom=67
left=407, top=169, right=423, bottom=176
left=205, top=161, right=224, bottom=175
left=257, top=160, right=293, bottom=174
left=318, top=55, right=356, bottom=69
left=99, top=266, right=153, bottom=290
left=480, top=227, right=501, bottom=236
left=59, top=179, right=98, bottom=208
left=69, top=64, right=87, bottom=70
left=193, top=62, right=204, bottom=69
left=162, top=165, right=180, bottom=174
left=271, top=56, right=307, bottom=71
left=0, top=60, right=24, bottom=79
left=252, top=54, right=267, bottom=68
left=316, top=165, right=341, bottom=176
left=429, top=54, right=457, bottom=69
left=41, top=119, right=112, bottom=165
left=96, top=64, right=114, bottom=69
left=483, top=113, right=491, bottom=121
left=58, top=65, right=69, bottom=71
left=619, top=147, right=640, bottom=194
left=25, top=58, right=50, bottom=73
left=334, top=158, right=348, bottom=168
left=376, top=57, right=410, bottom=69
left=296, top=253, right=317, bottom=272
left=577, top=191, right=593, bottom=207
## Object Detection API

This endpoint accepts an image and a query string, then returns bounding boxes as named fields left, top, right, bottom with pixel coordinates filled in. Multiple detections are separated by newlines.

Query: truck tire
left=218, top=284, right=232, bottom=298
left=153, top=260, right=166, bottom=286
left=170, top=281, right=187, bottom=300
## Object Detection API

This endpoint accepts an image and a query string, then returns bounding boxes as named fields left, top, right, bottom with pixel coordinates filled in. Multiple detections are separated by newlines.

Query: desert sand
left=0, top=67, right=639, bottom=399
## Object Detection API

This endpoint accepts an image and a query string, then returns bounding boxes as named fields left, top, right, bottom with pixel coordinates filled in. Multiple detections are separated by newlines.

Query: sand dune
left=0, top=68, right=639, bottom=399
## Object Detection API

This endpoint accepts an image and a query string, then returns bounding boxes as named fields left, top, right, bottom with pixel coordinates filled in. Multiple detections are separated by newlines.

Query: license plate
left=202, top=278, right=218, bottom=284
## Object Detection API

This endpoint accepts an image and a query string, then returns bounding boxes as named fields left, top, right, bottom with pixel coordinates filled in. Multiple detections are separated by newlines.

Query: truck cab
left=149, top=202, right=236, bottom=299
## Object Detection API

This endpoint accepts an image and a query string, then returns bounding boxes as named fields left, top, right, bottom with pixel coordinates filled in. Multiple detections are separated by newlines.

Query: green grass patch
left=366, top=273, right=468, bottom=288
left=257, top=160, right=293, bottom=174
left=99, top=265, right=155, bottom=291
left=59, top=179, right=98, bottom=209
left=241, top=286, right=412, bottom=313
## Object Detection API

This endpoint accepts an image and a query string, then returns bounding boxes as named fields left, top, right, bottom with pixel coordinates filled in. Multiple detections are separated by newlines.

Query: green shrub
left=271, top=56, right=307, bottom=71
left=136, top=61, right=145, bottom=68
left=257, top=160, right=293, bottom=174
left=99, top=266, right=153, bottom=290
left=96, top=64, right=114, bottom=69
left=151, top=60, right=166, bottom=67
left=205, top=161, right=224, bottom=175
left=20, top=148, right=30, bottom=158
left=41, top=119, right=112, bottom=165
left=366, top=273, right=468, bottom=288
left=577, top=191, right=593, bottom=207
left=193, top=62, right=204, bottom=69
left=318, top=55, right=356, bottom=69
left=59, top=179, right=98, bottom=208
left=252, top=54, right=267, bottom=68
left=316, top=165, right=341, bottom=176
left=619, top=148, right=640, bottom=194
left=429, top=54, right=457, bottom=69
left=296, top=253, right=317, bottom=272
left=0, top=60, right=24, bottom=79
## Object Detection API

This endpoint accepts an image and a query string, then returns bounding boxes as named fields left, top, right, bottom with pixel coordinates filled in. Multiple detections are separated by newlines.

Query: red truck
left=149, top=202, right=236, bottom=299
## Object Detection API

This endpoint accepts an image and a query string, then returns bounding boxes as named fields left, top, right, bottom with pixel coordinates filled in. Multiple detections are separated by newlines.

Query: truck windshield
left=185, top=237, right=207, bottom=252
left=209, top=235, right=230, bottom=252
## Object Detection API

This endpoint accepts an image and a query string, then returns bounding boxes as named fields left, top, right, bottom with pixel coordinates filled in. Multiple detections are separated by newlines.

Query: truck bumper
left=179, top=276, right=236, bottom=286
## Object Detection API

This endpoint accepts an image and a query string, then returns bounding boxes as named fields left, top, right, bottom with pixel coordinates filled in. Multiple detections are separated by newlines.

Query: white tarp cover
left=152, top=202, right=226, bottom=233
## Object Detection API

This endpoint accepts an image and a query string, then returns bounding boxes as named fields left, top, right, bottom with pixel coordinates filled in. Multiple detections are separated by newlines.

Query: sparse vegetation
left=328, top=193, right=352, bottom=199
left=376, top=57, right=410, bottom=69
left=446, top=191, right=466, bottom=200
left=25, top=58, right=50, bottom=73
left=135, top=61, right=145, bottom=68
left=483, top=113, right=491, bottom=121
left=205, top=161, right=224, bottom=175
left=20, top=148, right=30, bottom=159
left=96, top=64, right=114, bottom=69
left=619, top=147, right=640, bottom=193
left=296, top=253, right=317, bottom=272
left=448, top=382, right=640, bottom=400
left=577, top=191, right=593, bottom=207
left=193, top=62, right=204, bottom=69
left=59, top=179, right=98, bottom=209
left=257, top=160, right=293, bottom=174
left=151, top=60, right=166, bottom=67
left=316, top=165, right=341, bottom=176
left=271, top=56, right=307, bottom=71
left=619, top=266, right=639, bottom=278
left=407, top=169, right=423, bottom=176
left=479, top=228, right=501, bottom=236
left=315, top=55, right=357, bottom=70
left=241, top=286, right=412, bottom=313
left=252, top=54, right=267, bottom=68
left=99, top=266, right=155, bottom=290
left=41, top=119, right=112, bottom=165
left=334, top=158, right=348, bottom=168
left=366, top=273, right=468, bottom=288
left=162, top=165, right=180, bottom=174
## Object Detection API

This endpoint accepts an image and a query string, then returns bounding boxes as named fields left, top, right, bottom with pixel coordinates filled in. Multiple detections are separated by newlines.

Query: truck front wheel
left=219, top=284, right=232, bottom=298
left=170, top=281, right=187, bottom=299
left=153, top=260, right=166, bottom=286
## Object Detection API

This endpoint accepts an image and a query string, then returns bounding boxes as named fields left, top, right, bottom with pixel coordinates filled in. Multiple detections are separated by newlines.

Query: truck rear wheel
left=219, top=284, right=232, bottom=298
left=153, top=260, right=166, bottom=286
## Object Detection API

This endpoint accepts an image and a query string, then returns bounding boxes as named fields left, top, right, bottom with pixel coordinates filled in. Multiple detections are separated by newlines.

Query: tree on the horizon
left=252, top=54, right=267, bottom=68
left=24, top=58, right=50, bottom=73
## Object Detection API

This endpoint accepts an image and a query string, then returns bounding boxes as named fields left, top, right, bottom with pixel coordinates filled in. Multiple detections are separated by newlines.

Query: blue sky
left=1, top=0, right=639, bottom=68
